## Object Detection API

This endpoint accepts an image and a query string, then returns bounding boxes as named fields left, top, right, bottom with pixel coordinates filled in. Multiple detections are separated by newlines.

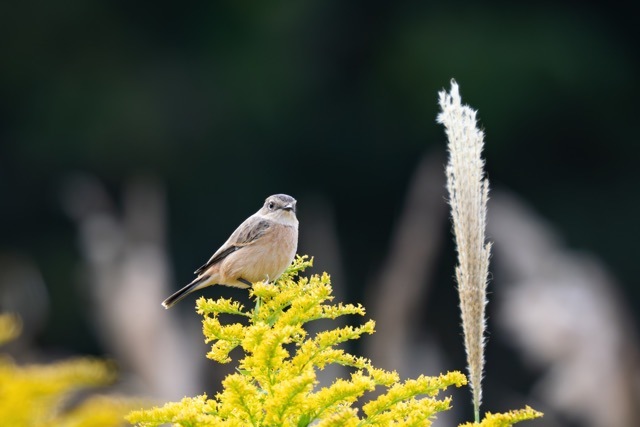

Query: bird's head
left=260, top=194, right=298, bottom=224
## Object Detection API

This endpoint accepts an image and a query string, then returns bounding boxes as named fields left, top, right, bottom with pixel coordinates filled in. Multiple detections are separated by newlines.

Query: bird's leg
left=238, top=277, right=260, bottom=314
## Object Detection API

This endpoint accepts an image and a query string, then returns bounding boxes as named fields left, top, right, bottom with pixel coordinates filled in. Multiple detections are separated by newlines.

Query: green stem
left=254, top=296, right=262, bottom=316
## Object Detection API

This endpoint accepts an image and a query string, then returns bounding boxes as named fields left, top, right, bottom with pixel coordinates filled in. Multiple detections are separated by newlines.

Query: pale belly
left=220, top=224, right=298, bottom=285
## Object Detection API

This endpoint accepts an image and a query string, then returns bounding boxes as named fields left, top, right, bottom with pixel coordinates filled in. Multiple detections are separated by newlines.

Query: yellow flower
left=128, top=256, right=474, bottom=426
left=458, top=406, right=543, bottom=427
left=1, top=315, right=140, bottom=427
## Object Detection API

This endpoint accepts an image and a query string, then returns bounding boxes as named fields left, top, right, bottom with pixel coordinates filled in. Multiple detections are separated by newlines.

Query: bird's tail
left=162, top=276, right=210, bottom=309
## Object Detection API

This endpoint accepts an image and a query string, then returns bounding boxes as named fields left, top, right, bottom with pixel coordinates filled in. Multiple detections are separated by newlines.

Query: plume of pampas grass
left=438, top=80, right=491, bottom=422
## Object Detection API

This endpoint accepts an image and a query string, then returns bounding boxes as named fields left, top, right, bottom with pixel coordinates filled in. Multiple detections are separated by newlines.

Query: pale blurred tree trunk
left=489, top=191, right=640, bottom=427
left=364, top=152, right=455, bottom=426
left=63, top=174, right=204, bottom=400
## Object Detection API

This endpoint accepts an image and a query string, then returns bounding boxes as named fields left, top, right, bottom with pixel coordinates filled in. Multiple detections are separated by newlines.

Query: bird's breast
left=222, top=223, right=298, bottom=283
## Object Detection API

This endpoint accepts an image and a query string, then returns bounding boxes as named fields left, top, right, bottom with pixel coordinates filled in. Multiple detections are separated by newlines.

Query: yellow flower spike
left=315, top=407, right=360, bottom=427
left=263, top=369, right=316, bottom=425
left=241, top=323, right=271, bottom=351
left=1, top=313, right=142, bottom=426
left=202, top=317, right=245, bottom=363
left=458, top=406, right=543, bottom=427
left=309, top=372, right=376, bottom=420
left=282, top=255, right=314, bottom=277
left=290, top=321, right=375, bottom=373
left=196, top=297, right=249, bottom=317
left=217, top=375, right=262, bottom=424
left=314, top=349, right=362, bottom=370
left=250, top=324, right=297, bottom=370
left=362, top=371, right=467, bottom=420
left=250, top=281, right=279, bottom=300
left=321, top=302, right=366, bottom=319
left=127, top=395, right=220, bottom=426
left=0, top=355, right=134, bottom=427
left=275, top=290, right=325, bottom=326
left=365, top=366, right=399, bottom=387
left=313, top=321, right=376, bottom=349
left=206, top=340, right=237, bottom=364
left=202, top=318, right=245, bottom=344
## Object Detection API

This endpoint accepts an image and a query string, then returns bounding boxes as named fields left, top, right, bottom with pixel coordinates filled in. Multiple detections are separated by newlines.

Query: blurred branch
left=61, top=173, right=202, bottom=400
left=298, top=194, right=346, bottom=301
left=488, top=190, right=640, bottom=427
left=298, top=194, right=348, bottom=387
left=364, top=151, right=448, bottom=376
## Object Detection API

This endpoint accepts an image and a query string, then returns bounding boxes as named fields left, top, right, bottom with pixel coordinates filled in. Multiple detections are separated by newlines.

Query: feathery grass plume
left=127, top=255, right=468, bottom=426
left=438, top=80, right=491, bottom=422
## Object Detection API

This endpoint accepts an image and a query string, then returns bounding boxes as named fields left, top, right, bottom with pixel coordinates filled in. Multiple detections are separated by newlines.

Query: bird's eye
left=268, top=202, right=275, bottom=210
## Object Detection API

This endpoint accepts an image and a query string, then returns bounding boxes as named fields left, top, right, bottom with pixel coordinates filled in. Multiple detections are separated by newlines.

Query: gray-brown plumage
left=162, top=194, right=298, bottom=308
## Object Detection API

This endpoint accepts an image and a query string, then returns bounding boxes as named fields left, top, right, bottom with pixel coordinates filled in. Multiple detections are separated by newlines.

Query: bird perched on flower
left=162, top=194, right=299, bottom=308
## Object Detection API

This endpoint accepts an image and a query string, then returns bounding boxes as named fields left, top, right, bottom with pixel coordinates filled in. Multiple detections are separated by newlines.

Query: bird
left=162, top=194, right=298, bottom=309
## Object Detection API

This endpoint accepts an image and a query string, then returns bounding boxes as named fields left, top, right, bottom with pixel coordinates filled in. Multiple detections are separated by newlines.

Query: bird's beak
left=283, top=203, right=295, bottom=212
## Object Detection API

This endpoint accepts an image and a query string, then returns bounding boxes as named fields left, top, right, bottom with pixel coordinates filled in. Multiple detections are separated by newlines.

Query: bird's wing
left=194, top=216, right=272, bottom=276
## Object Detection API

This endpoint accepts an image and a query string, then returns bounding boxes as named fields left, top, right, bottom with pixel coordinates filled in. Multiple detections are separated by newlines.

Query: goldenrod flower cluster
left=0, top=313, right=140, bottom=426
left=459, top=406, right=543, bottom=427
left=127, top=256, right=540, bottom=427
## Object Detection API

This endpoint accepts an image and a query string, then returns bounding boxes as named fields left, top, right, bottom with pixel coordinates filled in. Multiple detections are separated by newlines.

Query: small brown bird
left=162, top=194, right=299, bottom=308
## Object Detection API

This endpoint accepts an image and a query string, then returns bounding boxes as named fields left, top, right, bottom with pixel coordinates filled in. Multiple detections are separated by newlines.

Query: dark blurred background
left=1, top=1, right=638, bottom=426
